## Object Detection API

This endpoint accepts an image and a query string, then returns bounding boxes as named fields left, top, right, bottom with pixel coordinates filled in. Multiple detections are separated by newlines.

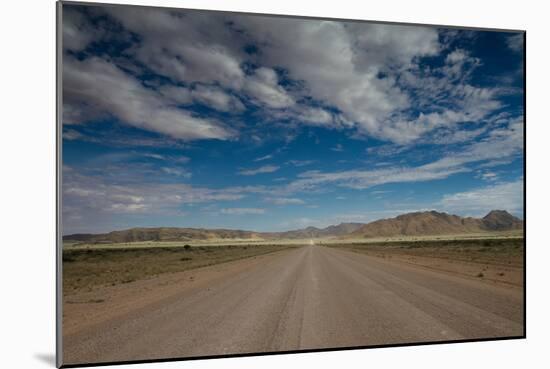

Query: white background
left=1, top=0, right=548, bottom=368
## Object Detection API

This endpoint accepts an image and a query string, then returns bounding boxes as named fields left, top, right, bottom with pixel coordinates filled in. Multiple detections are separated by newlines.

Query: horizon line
left=62, top=208, right=523, bottom=236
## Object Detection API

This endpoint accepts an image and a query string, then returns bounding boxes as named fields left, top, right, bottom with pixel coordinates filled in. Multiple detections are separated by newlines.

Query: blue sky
left=61, top=4, right=524, bottom=234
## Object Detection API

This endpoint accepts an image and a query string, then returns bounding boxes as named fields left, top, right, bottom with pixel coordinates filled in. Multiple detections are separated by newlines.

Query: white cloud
left=108, top=203, right=148, bottom=213
left=445, top=49, right=468, bottom=64
left=62, top=166, right=272, bottom=233
left=105, top=7, right=246, bottom=89
left=429, top=127, right=487, bottom=145
left=366, top=144, right=409, bottom=157
left=62, top=6, right=101, bottom=51
left=506, top=33, right=524, bottom=53
left=440, top=180, right=523, bottom=216
left=244, top=67, right=295, bottom=109
left=64, top=172, right=246, bottom=211
left=331, top=144, right=344, bottom=152
left=62, top=129, right=83, bottom=141
left=266, top=197, right=305, bottom=205
left=286, top=164, right=467, bottom=193
left=191, top=85, right=245, bottom=112
left=220, top=208, right=266, bottom=215
left=238, top=165, right=280, bottom=176
left=63, top=57, right=235, bottom=140
left=158, top=84, right=245, bottom=113
left=282, top=119, right=523, bottom=193
left=160, top=167, right=191, bottom=178
left=64, top=7, right=519, bottom=146
left=371, top=190, right=391, bottom=195
left=142, top=153, right=165, bottom=160
left=293, top=105, right=335, bottom=126
left=157, top=85, right=192, bottom=105
left=479, top=171, right=498, bottom=181
left=254, top=154, right=273, bottom=162
left=287, top=160, right=315, bottom=167
left=238, top=18, right=444, bottom=142
left=172, top=156, right=191, bottom=164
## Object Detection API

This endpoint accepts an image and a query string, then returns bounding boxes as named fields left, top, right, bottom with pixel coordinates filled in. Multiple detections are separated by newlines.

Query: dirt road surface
left=63, top=245, right=523, bottom=365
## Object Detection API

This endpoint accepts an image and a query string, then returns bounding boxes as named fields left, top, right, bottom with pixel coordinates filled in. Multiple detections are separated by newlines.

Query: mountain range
left=348, top=210, right=522, bottom=238
left=63, top=210, right=523, bottom=244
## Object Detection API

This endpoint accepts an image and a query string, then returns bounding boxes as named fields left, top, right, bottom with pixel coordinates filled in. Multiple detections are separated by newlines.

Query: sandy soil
left=350, top=252, right=523, bottom=287
left=63, top=249, right=291, bottom=336
left=62, top=245, right=523, bottom=365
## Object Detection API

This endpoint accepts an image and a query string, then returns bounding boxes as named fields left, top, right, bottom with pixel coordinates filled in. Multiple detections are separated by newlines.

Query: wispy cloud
left=266, top=197, right=305, bottom=205
left=64, top=7, right=522, bottom=147
left=63, top=57, right=236, bottom=141
left=220, top=207, right=266, bottom=215
left=506, top=33, right=524, bottom=53
left=367, top=145, right=409, bottom=157
left=161, top=167, right=191, bottom=178
left=62, top=166, right=270, bottom=233
left=331, top=144, right=344, bottom=152
left=287, top=159, right=315, bottom=167
left=439, top=180, right=523, bottom=216
left=478, top=171, right=498, bottom=181
left=282, top=118, right=523, bottom=193
left=63, top=128, right=83, bottom=140
left=238, top=165, right=280, bottom=176
left=286, top=164, right=467, bottom=193
left=254, top=154, right=274, bottom=162
left=429, top=127, right=486, bottom=145
left=370, top=190, right=391, bottom=195
left=244, top=67, right=295, bottom=109
left=142, top=153, right=165, bottom=160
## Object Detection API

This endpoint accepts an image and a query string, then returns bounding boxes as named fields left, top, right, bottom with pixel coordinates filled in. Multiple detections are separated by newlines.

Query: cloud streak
left=283, top=118, right=523, bottom=193
left=220, top=208, right=266, bottom=215
left=63, top=57, right=235, bottom=140
left=440, top=180, right=523, bottom=216
left=266, top=197, right=305, bottom=205
left=238, top=165, right=280, bottom=176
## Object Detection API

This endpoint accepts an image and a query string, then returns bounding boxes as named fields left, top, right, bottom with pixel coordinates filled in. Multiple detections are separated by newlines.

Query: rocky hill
left=349, top=210, right=523, bottom=238
left=63, top=210, right=523, bottom=243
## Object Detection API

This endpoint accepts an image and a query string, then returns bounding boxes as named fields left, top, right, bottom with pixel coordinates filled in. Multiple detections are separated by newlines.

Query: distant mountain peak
left=64, top=209, right=523, bottom=243
left=482, top=210, right=522, bottom=231
left=484, top=209, right=514, bottom=218
left=349, top=209, right=523, bottom=238
left=304, top=226, right=320, bottom=231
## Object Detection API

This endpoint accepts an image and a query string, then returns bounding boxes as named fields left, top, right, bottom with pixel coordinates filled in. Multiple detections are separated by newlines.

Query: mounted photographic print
left=57, top=1, right=525, bottom=367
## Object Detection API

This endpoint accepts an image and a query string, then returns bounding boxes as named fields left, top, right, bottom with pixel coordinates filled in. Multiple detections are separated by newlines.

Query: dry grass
left=328, top=238, right=523, bottom=264
left=63, top=244, right=298, bottom=295
left=327, top=237, right=524, bottom=286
